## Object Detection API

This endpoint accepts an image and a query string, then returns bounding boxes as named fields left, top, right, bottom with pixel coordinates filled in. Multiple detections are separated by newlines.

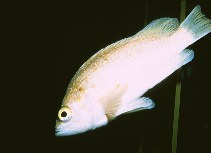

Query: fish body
left=55, top=6, right=211, bottom=136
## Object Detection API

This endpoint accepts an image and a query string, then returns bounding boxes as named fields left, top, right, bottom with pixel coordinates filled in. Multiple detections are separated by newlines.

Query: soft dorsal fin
left=136, top=17, right=180, bottom=37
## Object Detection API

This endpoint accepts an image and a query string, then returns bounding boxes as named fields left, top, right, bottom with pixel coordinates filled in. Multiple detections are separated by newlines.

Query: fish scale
left=55, top=5, right=211, bottom=136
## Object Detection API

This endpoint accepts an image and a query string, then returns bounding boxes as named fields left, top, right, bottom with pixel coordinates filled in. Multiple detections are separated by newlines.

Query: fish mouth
left=55, top=121, right=64, bottom=136
left=55, top=120, right=70, bottom=136
left=55, top=130, right=65, bottom=136
left=55, top=130, right=78, bottom=136
left=55, top=120, right=80, bottom=136
left=55, top=128, right=69, bottom=136
left=55, top=127, right=78, bottom=136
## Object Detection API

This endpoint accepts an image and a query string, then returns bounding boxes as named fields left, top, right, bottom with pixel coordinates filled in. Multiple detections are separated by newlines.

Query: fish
left=55, top=5, right=211, bottom=136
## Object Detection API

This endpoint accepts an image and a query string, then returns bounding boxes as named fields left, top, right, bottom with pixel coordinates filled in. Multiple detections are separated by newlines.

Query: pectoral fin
left=104, top=96, right=155, bottom=121
left=116, top=97, right=155, bottom=116
left=100, top=84, right=128, bottom=121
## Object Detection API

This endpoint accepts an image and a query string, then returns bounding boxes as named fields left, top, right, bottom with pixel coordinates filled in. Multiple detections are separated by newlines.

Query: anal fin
left=149, top=49, right=194, bottom=89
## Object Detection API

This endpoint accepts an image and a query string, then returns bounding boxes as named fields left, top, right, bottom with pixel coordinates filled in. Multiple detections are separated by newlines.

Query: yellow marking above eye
left=58, top=106, right=72, bottom=122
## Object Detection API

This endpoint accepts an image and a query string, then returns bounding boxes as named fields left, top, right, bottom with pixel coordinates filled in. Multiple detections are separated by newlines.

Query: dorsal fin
left=90, top=18, right=179, bottom=58
left=136, top=17, right=180, bottom=37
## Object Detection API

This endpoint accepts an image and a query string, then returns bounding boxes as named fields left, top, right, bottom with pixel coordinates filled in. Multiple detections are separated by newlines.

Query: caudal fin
left=180, top=5, right=211, bottom=44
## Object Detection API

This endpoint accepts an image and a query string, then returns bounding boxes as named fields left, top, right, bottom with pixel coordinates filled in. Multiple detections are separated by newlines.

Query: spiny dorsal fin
left=136, top=17, right=180, bottom=37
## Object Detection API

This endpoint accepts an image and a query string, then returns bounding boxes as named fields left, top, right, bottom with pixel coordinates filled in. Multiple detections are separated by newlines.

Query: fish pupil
left=61, top=111, right=67, bottom=117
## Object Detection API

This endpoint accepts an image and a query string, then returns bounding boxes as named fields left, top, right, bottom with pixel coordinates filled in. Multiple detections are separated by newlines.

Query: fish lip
left=55, top=120, right=69, bottom=136
left=55, top=129, right=65, bottom=136
left=55, top=130, right=71, bottom=136
left=55, top=127, right=71, bottom=136
left=55, top=131, right=62, bottom=136
left=55, top=125, right=62, bottom=136
left=55, top=127, right=79, bottom=136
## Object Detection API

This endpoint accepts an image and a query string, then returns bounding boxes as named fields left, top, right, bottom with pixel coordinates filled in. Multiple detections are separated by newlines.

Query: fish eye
left=58, top=106, right=72, bottom=122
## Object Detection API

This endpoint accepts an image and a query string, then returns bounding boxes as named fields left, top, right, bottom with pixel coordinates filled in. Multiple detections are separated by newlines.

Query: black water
left=2, top=0, right=210, bottom=153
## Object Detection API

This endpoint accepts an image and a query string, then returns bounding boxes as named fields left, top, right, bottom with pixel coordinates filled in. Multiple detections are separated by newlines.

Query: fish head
left=55, top=99, right=96, bottom=136
left=55, top=93, right=108, bottom=136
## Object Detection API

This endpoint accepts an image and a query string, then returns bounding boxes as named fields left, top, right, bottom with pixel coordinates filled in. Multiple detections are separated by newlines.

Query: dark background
left=2, top=0, right=211, bottom=153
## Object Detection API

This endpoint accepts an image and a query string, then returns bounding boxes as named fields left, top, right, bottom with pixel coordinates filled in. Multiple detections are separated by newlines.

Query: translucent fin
left=103, top=87, right=155, bottom=120
left=150, top=49, right=194, bottom=89
left=136, top=18, right=179, bottom=37
left=116, top=97, right=155, bottom=116
left=100, top=18, right=179, bottom=53
left=177, top=49, right=194, bottom=66
left=180, top=5, right=211, bottom=43
left=101, top=84, right=128, bottom=121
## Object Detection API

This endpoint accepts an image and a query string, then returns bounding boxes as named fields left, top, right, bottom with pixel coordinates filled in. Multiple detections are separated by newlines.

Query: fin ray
left=149, top=49, right=194, bottom=89
left=116, top=97, right=155, bottom=116
left=180, top=5, right=211, bottom=44
left=136, top=18, right=179, bottom=37
left=100, top=84, right=128, bottom=120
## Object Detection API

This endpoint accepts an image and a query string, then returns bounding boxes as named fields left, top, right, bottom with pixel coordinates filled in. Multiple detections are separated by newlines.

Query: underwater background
left=2, top=0, right=211, bottom=153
